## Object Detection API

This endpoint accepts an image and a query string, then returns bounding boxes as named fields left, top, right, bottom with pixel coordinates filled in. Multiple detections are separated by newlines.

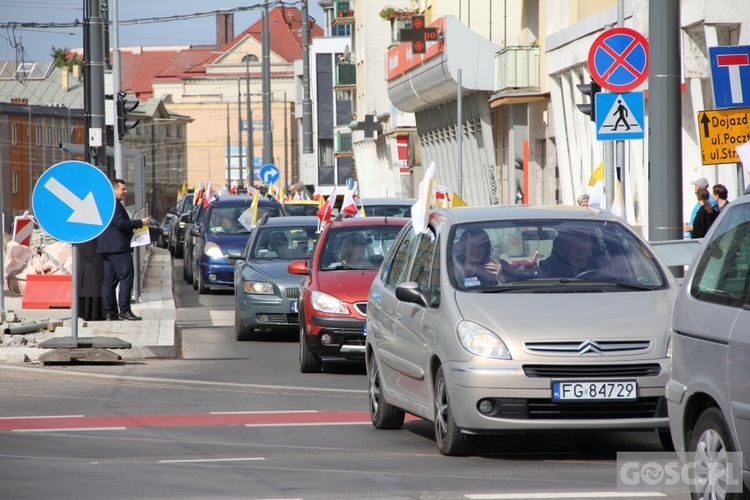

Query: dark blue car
left=190, top=194, right=285, bottom=294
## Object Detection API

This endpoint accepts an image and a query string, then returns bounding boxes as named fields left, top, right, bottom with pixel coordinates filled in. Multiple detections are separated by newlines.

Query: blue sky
left=0, top=0, right=326, bottom=62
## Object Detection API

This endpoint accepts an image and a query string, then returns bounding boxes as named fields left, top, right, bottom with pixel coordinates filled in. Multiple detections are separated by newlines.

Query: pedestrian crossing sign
left=595, top=91, right=645, bottom=141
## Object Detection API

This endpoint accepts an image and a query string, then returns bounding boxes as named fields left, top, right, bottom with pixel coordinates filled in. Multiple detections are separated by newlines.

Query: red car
left=289, top=216, right=409, bottom=373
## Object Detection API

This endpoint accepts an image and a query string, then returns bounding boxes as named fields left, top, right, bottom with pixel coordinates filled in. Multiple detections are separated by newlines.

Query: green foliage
left=50, top=47, right=84, bottom=73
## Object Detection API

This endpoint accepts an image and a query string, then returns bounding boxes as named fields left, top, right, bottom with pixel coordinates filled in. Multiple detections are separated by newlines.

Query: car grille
left=523, top=364, right=662, bottom=378
left=285, top=287, right=300, bottom=300
left=525, top=340, right=651, bottom=355
left=482, top=396, right=667, bottom=420
left=354, top=302, right=367, bottom=316
left=256, top=313, right=299, bottom=324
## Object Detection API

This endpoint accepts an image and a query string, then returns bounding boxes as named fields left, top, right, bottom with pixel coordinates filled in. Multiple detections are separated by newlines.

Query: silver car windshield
left=449, top=219, right=667, bottom=290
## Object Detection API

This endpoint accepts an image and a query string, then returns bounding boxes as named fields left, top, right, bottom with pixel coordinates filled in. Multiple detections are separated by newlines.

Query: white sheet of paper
left=130, top=225, right=151, bottom=247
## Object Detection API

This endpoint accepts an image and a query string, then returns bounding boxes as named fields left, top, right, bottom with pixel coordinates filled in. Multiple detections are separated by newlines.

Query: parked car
left=147, top=217, right=162, bottom=246
left=289, top=215, right=409, bottom=373
left=283, top=199, right=320, bottom=217
left=358, top=198, right=415, bottom=217
left=667, top=194, right=750, bottom=498
left=167, top=193, right=195, bottom=257
left=230, top=216, right=320, bottom=341
left=190, top=194, right=285, bottom=294
left=183, top=201, right=208, bottom=285
left=366, top=205, right=679, bottom=456
left=157, top=216, right=170, bottom=248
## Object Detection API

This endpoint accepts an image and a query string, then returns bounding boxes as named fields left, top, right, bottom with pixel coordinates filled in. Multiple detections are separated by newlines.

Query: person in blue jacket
left=96, top=179, right=150, bottom=321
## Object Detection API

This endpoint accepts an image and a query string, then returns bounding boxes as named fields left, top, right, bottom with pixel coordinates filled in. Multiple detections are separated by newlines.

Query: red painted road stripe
left=0, top=411, right=421, bottom=431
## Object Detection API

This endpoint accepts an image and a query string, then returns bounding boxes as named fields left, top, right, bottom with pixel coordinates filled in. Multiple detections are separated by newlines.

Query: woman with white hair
left=576, top=194, right=590, bottom=206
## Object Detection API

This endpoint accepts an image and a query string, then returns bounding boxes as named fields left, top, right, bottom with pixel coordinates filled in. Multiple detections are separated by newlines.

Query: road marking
left=0, top=415, right=84, bottom=420
left=466, top=493, right=666, bottom=499
left=159, top=457, right=266, bottom=463
left=211, top=410, right=319, bottom=415
left=14, top=427, right=127, bottom=433
left=0, top=365, right=367, bottom=394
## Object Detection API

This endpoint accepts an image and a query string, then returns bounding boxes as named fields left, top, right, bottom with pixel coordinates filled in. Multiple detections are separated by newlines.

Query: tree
left=50, top=46, right=84, bottom=73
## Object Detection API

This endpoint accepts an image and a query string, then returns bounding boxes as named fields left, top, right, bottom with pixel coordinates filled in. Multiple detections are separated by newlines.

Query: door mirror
left=395, top=282, right=428, bottom=308
left=288, top=259, right=311, bottom=275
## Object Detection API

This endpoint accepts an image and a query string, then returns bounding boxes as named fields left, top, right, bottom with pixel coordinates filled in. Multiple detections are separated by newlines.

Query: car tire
left=368, top=354, right=404, bottom=429
left=196, top=270, right=209, bottom=295
left=182, top=262, right=189, bottom=282
left=657, top=429, right=675, bottom=451
left=688, top=407, right=745, bottom=500
left=299, top=312, right=321, bottom=373
left=434, top=365, right=476, bottom=456
left=175, top=242, right=184, bottom=258
left=234, top=303, right=257, bottom=341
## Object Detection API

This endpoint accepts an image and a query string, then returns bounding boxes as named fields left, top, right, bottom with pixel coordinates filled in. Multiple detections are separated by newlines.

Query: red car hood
left=315, top=270, right=376, bottom=303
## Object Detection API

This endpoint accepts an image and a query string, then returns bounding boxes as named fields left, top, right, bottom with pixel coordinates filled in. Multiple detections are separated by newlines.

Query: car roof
left=326, top=216, right=409, bottom=229
left=358, top=197, right=415, bottom=206
left=210, top=194, right=283, bottom=208
left=262, top=216, right=319, bottom=227
left=432, top=204, right=622, bottom=224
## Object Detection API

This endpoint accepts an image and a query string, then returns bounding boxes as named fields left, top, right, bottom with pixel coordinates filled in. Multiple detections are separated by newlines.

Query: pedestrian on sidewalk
left=76, top=238, right=105, bottom=321
left=97, top=178, right=150, bottom=321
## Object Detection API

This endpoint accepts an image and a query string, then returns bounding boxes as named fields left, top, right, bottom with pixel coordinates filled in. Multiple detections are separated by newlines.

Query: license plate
left=552, top=380, right=637, bottom=401
left=290, top=301, right=298, bottom=313
left=363, top=321, right=367, bottom=336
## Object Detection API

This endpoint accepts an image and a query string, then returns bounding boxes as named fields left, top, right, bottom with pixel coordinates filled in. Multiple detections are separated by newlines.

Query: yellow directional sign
left=697, top=108, right=750, bottom=165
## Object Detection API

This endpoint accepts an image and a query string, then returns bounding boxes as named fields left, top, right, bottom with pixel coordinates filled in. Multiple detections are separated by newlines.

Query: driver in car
left=541, top=229, right=600, bottom=278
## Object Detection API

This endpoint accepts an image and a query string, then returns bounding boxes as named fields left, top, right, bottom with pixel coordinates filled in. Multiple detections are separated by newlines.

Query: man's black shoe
left=119, top=311, right=142, bottom=321
left=105, top=313, right=121, bottom=321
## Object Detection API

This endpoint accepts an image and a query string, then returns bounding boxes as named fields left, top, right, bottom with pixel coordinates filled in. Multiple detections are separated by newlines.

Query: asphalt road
left=0, top=259, right=691, bottom=499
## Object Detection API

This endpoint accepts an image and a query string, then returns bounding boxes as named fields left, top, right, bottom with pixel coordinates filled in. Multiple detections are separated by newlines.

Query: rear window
left=284, top=204, right=319, bottom=217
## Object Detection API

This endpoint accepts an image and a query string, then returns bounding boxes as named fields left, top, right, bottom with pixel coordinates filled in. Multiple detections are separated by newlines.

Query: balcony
left=334, top=63, right=356, bottom=90
left=332, top=0, right=354, bottom=27
left=390, top=17, right=413, bottom=44
left=495, top=45, right=540, bottom=91
left=336, top=132, right=352, bottom=156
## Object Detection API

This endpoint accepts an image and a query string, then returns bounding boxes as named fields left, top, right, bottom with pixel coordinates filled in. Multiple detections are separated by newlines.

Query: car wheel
left=434, top=365, right=476, bottom=456
left=175, top=242, right=184, bottom=258
left=658, top=429, right=675, bottom=451
left=234, top=302, right=257, bottom=341
left=688, top=407, right=744, bottom=500
left=168, top=236, right=174, bottom=255
left=299, top=311, right=321, bottom=373
left=196, top=270, right=209, bottom=295
left=368, top=354, right=404, bottom=429
left=182, top=262, right=189, bottom=282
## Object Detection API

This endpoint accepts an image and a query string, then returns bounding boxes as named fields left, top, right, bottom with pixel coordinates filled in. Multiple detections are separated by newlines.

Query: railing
left=495, top=45, right=540, bottom=90
left=334, top=0, right=353, bottom=19
left=335, top=63, right=356, bottom=87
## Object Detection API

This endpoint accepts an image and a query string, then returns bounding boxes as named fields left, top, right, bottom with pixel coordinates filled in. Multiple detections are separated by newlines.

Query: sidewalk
left=0, top=246, right=176, bottom=364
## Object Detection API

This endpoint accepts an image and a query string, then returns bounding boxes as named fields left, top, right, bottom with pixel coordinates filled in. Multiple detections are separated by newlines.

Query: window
left=12, top=171, right=18, bottom=194
left=46, top=125, right=52, bottom=146
left=55, top=127, right=62, bottom=145
left=384, top=226, right=419, bottom=288
left=36, top=125, right=42, bottom=145
left=12, top=123, right=17, bottom=145
left=690, top=204, right=750, bottom=308
left=409, top=229, right=438, bottom=305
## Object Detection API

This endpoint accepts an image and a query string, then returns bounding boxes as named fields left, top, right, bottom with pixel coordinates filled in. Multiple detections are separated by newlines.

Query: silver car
left=667, top=195, right=750, bottom=498
left=366, top=205, right=678, bottom=456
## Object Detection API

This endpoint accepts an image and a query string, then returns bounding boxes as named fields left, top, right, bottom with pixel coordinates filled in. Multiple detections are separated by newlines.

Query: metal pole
left=237, top=78, right=243, bottom=186
left=616, top=0, right=626, bottom=219
left=245, top=56, right=253, bottom=187
left=605, top=141, right=614, bottom=210
left=262, top=3, right=274, bottom=165
left=301, top=0, right=313, bottom=154
left=284, top=90, right=288, bottom=186
left=226, top=103, right=230, bottom=186
left=648, top=0, right=682, bottom=241
left=112, top=0, right=122, bottom=178
left=457, top=69, right=463, bottom=198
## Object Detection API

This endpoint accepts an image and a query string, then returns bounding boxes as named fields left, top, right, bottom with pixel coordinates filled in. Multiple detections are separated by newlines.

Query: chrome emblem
left=578, top=339, right=604, bottom=355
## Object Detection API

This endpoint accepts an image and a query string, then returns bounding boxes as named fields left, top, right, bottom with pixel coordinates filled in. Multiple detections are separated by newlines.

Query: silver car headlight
left=311, top=290, right=349, bottom=314
left=457, top=320, right=511, bottom=359
left=203, top=241, right=224, bottom=259
left=243, top=281, right=274, bottom=294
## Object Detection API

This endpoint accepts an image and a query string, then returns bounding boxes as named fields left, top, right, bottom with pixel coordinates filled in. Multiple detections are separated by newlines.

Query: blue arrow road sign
left=32, top=160, right=115, bottom=243
left=595, top=91, right=645, bottom=141
left=260, top=163, right=280, bottom=184
left=709, top=45, right=750, bottom=109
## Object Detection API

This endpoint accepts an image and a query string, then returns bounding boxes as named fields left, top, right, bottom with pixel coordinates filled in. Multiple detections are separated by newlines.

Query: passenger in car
left=453, top=229, right=508, bottom=287
left=268, top=232, right=292, bottom=258
left=541, top=229, right=601, bottom=278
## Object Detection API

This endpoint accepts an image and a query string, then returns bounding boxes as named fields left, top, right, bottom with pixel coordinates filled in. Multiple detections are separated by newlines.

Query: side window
left=429, top=238, right=441, bottom=308
left=690, top=205, right=750, bottom=307
left=384, top=227, right=418, bottom=289
left=408, top=230, right=437, bottom=295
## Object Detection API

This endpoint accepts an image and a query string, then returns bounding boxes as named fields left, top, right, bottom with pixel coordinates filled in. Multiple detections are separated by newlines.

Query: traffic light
left=116, top=91, right=140, bottom=139
left=575, top=80, right=601, bottom=122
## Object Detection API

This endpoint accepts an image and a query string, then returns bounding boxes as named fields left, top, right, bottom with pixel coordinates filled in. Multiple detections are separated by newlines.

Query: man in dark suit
left=97, top=178, right=150, bottom=321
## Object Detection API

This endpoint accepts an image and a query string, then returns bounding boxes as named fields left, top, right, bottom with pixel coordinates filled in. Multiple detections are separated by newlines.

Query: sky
left=0, top=0, right=326, bottom=62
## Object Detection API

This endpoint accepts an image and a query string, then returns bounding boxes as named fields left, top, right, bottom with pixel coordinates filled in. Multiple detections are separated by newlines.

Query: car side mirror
left=189, top=227, right=200, bottom=237
left=288, top=259, right=311, bottom=275
left=168, top=207, right=178, bottom=215
left=225, top=249, right=242, bottom=260
left=395, top=282, right=428, bottom=308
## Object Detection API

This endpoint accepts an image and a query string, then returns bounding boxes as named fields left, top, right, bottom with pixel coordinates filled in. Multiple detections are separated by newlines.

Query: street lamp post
left=242, top=54, right=255, bottom=187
